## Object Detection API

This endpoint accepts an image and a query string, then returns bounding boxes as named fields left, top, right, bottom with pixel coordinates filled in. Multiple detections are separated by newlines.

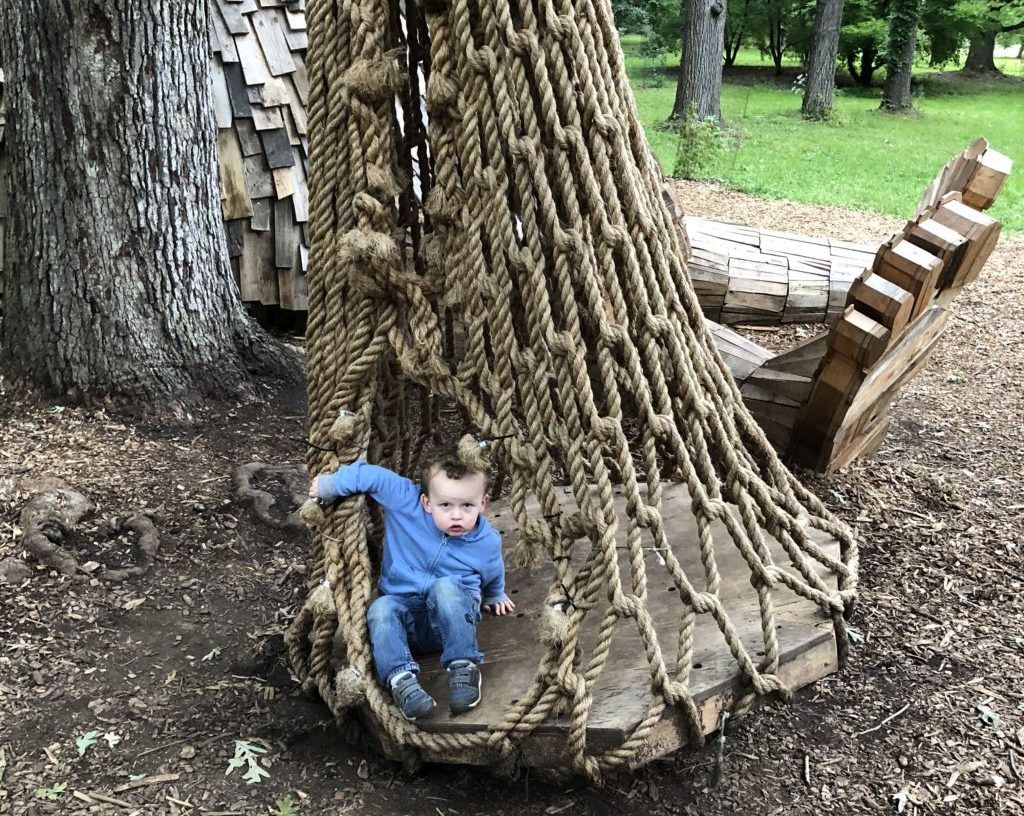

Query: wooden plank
left=234, top=32, right=272, bottom=87
left=845, top=273, right=913, bottom=338
left=261, top=128, right=295, bottom=169
left=225, top=218, right=246, bottom=259
left=762, top=332, right=829, bottom=378
left=243, top=154, right=275, bottom=199
left=292, top=57, right=310, bottom=105
left=291, top=159, right=309, bottom=221
left=252, top=9, right=297, bottom=75
left=929, top=200, right=1001, bottom=289
left=235, top=117, right=263, bottom=157
left=217, top=129, right=254, bottom=220
left=903, top=218, right=968, bottom=291
left=257, top=75, right=292, bottom=107
left=272, top=165, right=296, bottom=199
left=209, top=61, right=234, bottom=130
left=743, top=368, right=814, bottom=405
left=223, top=63, right=253, bottom=118
left=962, top=147, right=1012, bottom=211
left=214, top=0, right=250, bottom=34
left=842, top=306, right=949, bottom=432
left=285, top=76, right=309, bottom=135
left=274, top=197, right=299, bottom=268
left=705, top=320, right=773, bottom=383
left=872, top=238, right=943, bottom=320
left=251, top=104, right=285, bottom=131
left=831, top=306, right=891, bottom=368
left=250, top=197, right=272, bottom=232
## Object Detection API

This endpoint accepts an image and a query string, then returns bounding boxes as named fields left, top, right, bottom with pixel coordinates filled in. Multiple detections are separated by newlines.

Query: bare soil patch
left=1, top=185, right=1022, bottom=815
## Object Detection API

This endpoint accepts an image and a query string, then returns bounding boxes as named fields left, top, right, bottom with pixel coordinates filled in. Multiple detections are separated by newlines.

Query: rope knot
left=547, top=330, right=577, bottom=357
left=592, top=111, right=619, bottom=138
left=553, top=228, right=583, bottom=258
left=424, top=185, right=459, bottom=226
left=466, top=45, right=497, bottom=76
left=300, top=498, right=327, bottom=527
left=333, top=666, right=367, bottom=709
left=426, top=72, right=460, bottom=118
left=513, top=518, right=552, bottom=567
left=645, top=313, right=673, bottom=337
left=365, top=163, right=401, bottom=198
left=456, top=434, right=490, bottom=472
left=601, top=222, right=629, bottom=249
left=538, top=602, right=571, bottom=645
left=632, top=504, right=660, bottom=529
left=698, top=496, right=729, bottom=520
left=591, top=416, right=620, bottom=443
left=343, top=57, right=401, bottom=103
left=329, top=408, right=368, bottom=445
left=650, top=413, right=676, bottom=438
left=338, top=230, right=414, bottom=300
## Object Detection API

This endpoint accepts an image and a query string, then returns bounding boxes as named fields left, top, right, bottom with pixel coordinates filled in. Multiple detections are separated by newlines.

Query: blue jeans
left=367, top=576, right=484, bottom=687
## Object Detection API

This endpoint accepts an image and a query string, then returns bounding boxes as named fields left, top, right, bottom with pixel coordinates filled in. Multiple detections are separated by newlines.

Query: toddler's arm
left=309, top=461, right=420, bottom=510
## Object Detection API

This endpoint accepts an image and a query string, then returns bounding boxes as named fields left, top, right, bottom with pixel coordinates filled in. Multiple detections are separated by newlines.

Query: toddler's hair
left=419, top=440, right=490, bottom=493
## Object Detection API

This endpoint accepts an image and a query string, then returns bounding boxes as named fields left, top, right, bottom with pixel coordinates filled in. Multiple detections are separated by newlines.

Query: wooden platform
left=365, top=484, right=841, bottom=769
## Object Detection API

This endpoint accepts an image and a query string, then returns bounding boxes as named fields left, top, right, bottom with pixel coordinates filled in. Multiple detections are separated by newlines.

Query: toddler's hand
left=308, top=478, right=320, bottom=499
left=483, top=599, right=516, bottom=616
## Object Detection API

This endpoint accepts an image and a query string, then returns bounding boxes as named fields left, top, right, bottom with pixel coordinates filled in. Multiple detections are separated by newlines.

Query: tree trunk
left=881, top=0, right=921, bottom=112
left=0, top=1, right=288, bottom=405
left=963, top=29, right=999, bottom=74
left=802, top=0, right=845, bottom=119
left=671, top=0, right=728, bottom=120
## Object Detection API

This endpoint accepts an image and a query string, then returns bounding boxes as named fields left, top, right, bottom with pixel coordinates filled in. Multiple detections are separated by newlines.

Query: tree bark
left=963, top=29, right=999, bottom=74
left=0, top=0, right=289, bottom=406
left=881, top=0, right=921, bottom=112
left=801, top=0, right=845, bottom=119
left=672, top=0, right=728, bottom=120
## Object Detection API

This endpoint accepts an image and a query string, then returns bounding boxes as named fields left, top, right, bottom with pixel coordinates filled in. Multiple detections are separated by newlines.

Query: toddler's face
left=421, top=470, right=489, bottom=537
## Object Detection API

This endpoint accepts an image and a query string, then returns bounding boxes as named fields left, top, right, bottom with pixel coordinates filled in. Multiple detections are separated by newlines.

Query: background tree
left=672, top=0, right=729, bottom=120
left=839, top=0, right=888, bottom=87
left=758, top=0, right=800, bottom=74
left=881, top=0, right=924, bottom=110
left=959, top=0, right=1024, bottom=73
left=0, top=1, right=289, bottom=406
left=802, top=0, right=847, bottom=118
left=724, top=0, right=756, bottom=67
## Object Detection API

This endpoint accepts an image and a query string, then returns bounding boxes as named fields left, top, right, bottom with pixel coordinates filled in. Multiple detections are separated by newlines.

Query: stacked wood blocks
left=788, top=190, right=1004, bottom=472
left=686, top=218, right=874, bottom=325
left=705, top=140, right=1011, bottom=471
left=211, top=0, right=310, bottom=312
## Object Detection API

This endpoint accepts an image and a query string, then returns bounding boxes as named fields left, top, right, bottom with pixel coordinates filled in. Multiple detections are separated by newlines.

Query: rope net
left=286, top=0, right=858, bottom=778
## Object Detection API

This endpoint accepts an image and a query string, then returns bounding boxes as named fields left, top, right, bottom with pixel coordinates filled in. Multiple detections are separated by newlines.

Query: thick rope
left=285, top=0, right=859, bottom=779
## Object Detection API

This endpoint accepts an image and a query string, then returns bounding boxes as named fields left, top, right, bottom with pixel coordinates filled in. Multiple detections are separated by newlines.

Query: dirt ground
left=1, top=183, right=1022, bottom=816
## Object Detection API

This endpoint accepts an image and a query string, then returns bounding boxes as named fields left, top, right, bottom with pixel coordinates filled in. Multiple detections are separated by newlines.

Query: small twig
left=289, top=435, right=333, bottom=453
left=1009, top=748, right=1022, bottom=783
left=803, top=753, right=811, bottom=787
left=73, top=790, right=133, bottom=808
left=710, top=710, right=729, bottom=788
left=856, top=701, right=911, bottom=736
left=134, top=732, right=201, bottom=759
left=113, top=773, right=180, bottom=792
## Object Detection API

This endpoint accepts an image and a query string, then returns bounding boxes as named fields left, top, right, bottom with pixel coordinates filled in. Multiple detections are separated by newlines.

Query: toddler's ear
left=481, top=494, right=490, bottom=511
left=420, top=493, right=431, bottom=512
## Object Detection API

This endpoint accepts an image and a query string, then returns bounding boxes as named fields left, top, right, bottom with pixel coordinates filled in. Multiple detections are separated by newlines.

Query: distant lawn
left=621, top=41, right=1023, bottom=232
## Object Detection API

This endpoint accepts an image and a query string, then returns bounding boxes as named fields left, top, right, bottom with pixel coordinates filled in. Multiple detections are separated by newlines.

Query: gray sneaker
left=390, top=672, right=436, bottom=721
left=447, top=660, right=481, bottom=714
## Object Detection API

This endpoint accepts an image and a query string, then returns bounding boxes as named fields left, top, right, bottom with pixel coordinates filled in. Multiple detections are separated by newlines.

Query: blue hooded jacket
left=315, top=461, right=509, bottom=605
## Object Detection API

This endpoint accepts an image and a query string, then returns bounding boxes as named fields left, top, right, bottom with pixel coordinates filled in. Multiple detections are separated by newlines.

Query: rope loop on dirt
left=285, top=0, right=859, bottom=778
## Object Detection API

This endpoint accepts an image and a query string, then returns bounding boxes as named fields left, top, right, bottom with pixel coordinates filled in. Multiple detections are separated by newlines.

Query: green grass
left=621, top=42, right=1024, bottom=232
